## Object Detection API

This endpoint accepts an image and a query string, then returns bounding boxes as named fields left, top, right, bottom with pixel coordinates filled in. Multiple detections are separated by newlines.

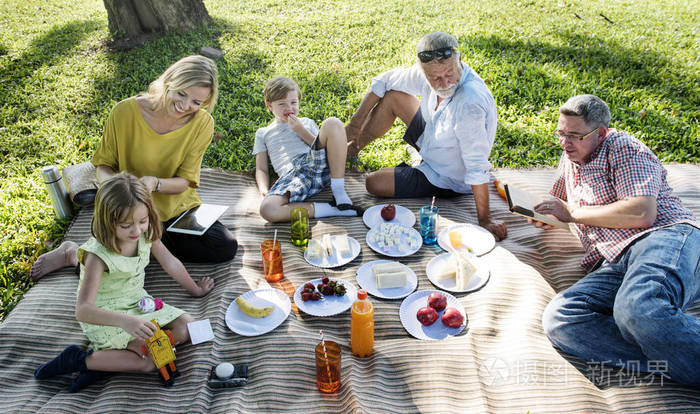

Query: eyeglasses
left=417, top=47, right=455, bottom=63
left=555, top=127, right=599, bottom=142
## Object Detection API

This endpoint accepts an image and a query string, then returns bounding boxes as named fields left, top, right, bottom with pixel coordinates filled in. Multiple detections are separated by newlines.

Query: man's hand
left=534, top=198, right=573, bottom=223
left=479, top=217, right=507, bottom=241
left=345, top=122, right=362, bottom=156
left=189, top=276, right=215, bottom=297
left=122, top=316, right=157, bottom=341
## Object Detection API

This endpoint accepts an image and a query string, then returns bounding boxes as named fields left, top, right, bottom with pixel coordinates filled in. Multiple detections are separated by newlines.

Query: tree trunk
left=103, top=0, right=211, bottom=49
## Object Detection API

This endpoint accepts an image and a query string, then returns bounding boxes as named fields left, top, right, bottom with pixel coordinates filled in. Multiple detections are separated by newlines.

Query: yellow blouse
left=92, top=97, right=214, bottom=221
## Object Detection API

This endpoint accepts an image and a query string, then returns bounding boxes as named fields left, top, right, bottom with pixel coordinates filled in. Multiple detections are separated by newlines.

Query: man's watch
left=154, top=178, right=162, bottom=193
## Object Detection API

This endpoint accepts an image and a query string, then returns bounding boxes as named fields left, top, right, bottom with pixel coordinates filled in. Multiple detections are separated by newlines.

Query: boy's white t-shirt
left=252, top=118, right=320, bottom=177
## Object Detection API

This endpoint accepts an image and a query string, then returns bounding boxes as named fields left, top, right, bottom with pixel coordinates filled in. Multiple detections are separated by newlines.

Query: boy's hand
left=190, top=276, right=215, bottom=297
left=122, top=316, right=157, bottom=341
left=287, top=114, right=306, bottom=135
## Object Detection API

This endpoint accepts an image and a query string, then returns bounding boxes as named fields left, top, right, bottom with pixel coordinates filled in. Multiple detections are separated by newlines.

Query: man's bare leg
left=347, top=91, right=420, bottom=154
left=30, top=241, right=79, bottom=281
left=365, top=167, right=396, bottom=197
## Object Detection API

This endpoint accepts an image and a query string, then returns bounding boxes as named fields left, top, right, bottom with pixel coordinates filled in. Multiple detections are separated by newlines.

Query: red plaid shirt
left=551, top=130, right=697, bottom=270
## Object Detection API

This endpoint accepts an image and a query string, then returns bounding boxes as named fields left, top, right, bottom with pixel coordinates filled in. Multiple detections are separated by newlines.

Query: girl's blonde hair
left=142, top=55, right=219, bottom=113
left=92, top=172, right=161, bottom=254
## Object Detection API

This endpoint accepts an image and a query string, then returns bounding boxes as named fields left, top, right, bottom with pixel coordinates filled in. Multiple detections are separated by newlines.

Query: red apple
left=381, top=204, right=396, bottom=221
left=441, top=308, right=464, bottom=328
left=427, top=292, right=447, bottom=312
left=416, top=306, right=438, bottom=326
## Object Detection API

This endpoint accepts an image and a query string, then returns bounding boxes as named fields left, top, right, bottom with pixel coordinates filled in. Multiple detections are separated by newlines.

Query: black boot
left=34, top=345, right=92, bottom=380
left=69, top=370, right=112, bottom=393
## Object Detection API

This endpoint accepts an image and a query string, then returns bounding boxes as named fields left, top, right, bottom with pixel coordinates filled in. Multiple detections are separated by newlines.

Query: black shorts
left=402, top=109, right=425, bottom=150
left=394, top=111, right=460, bottom=198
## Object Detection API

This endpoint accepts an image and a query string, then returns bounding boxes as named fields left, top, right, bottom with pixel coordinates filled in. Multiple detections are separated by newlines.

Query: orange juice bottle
left=351, top=289, right=374, bottom=357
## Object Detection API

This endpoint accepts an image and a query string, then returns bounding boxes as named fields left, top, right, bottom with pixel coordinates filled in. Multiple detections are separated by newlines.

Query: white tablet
left=166, top=203, right=228, bottom=236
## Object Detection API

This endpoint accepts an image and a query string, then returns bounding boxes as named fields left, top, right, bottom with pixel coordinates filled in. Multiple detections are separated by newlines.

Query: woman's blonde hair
left=142, top=55, right=219, bottom=113
left=92, top=172, right=161, bottom=254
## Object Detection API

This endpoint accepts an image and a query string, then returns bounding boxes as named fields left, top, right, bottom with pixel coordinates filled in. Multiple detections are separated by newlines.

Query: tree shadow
left=462, top=32, right=699, bottom=164
left=0, top=20, right=102, bottom=160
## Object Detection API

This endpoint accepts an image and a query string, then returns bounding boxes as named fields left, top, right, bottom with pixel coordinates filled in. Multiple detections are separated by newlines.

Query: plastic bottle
left=351, top=289, right=374, bottom=357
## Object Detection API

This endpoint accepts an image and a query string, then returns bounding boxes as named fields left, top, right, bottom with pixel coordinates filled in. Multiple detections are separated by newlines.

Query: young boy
left=254, top=76, right=362, bottom=222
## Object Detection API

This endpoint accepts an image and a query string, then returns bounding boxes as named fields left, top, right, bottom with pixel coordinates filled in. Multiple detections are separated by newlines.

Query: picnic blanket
left=1, top=166, right=699, bottom=413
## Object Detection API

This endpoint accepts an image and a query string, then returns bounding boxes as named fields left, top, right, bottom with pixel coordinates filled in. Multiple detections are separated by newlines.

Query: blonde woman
left=31, top=55, right=237, bottom=280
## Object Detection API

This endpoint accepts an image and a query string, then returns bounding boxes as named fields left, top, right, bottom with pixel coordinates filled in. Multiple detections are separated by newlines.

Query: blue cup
left=419, top=205, right=439, bottom=245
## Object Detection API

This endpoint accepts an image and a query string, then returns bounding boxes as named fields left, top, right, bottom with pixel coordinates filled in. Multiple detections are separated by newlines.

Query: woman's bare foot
left=30, top=241, right=78, bottom=282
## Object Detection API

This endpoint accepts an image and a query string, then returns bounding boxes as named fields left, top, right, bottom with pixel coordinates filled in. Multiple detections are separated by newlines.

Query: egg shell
left=215, top=362, right=235, bottom=379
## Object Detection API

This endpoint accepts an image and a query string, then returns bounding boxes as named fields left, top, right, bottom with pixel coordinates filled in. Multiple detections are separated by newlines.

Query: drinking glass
left=290, top=207, right=309, bottom=248
left=419, top=205, right=439, bottom=245
left=315, top=340, right=341, bottom=393
left=260, top=239, right=283, bottom=282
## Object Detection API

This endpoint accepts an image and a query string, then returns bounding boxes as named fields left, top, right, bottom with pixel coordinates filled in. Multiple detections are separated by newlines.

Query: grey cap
left=416, top=32, right=458, bottom=53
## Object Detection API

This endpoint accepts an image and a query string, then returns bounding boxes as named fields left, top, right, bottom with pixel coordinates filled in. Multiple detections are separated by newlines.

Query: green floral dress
left=77, top=235, right=185, bottom=351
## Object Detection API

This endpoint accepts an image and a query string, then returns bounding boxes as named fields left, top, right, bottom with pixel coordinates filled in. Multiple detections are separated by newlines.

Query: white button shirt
left=370, top=62, right=497, bottom=193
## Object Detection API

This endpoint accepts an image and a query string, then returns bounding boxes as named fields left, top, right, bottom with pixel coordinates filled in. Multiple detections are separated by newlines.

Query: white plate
left=437, top=223, right=496, bottom=256
left=399, top=290, right=466, bottom=340
left=363, top=204, right=416, bottom=228
left=304, top=235, right=361, bottom=268
left=426, top=253, right=490, bottom=293
left=355, top=260, right=418, bottom=299
left=293, top=277, right=358, bottom=317
left=366, top=223, right=422, bottom=257
left=225, top=288, right=291, bottom=336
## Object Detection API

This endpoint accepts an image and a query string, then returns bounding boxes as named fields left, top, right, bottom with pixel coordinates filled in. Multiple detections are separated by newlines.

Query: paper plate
left=293, top=278, right=358, bottom=317
left=426, top=253, right=490, bottom=293
left=225, top=288, right=291, bottom=336
left=399, top=290, right=466, bottom=340
left=366, top=223, right=422, bottom=257
left=304, top=235, right=361, bottom=268
left=363, top=204, right=416, bottom=228
left=355, top=260, right=418, bottom=299
left=437, top=223, right=496, bottom=256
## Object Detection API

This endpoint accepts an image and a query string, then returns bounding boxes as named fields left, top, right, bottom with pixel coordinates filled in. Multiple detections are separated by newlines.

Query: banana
left=236, top=296, right=274, bottom=318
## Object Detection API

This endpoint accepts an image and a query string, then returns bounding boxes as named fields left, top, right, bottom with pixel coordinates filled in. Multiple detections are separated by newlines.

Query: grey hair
left=416, top=32, right=458, bottom=53
left=559, top=94, right=611, bottom=127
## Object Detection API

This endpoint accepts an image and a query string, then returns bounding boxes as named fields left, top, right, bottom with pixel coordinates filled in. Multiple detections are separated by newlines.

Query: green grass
left=1, top=0, right=697, bottom=320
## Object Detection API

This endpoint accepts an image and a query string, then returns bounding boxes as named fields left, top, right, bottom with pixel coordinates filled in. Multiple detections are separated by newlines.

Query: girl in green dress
left=34, top=173, right=214, bottom=392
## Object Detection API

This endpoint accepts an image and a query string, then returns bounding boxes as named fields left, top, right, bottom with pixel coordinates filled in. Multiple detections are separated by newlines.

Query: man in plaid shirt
left=536, top=95, right=699, bottom=387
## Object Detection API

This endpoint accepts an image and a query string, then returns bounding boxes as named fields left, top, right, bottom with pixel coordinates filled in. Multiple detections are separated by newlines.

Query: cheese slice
left=307, top=239, right=325, bottom=261
left=333, top=235, right=351, bottom=257
left=372, top=262, right=407, bottom=289
left=375, top=271, right=406, bottom=289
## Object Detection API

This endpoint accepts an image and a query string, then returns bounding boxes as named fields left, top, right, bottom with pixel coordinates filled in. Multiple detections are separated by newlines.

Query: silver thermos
left=41, top=165, right=73, bottom=219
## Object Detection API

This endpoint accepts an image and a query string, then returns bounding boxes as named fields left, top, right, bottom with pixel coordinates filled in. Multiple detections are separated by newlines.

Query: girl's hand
left=122, top=316, right=157, bottom=341
left=190, top=277, right=215, bottom=297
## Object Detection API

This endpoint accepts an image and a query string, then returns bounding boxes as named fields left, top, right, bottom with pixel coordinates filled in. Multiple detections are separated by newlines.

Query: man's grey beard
left=436, top=84, right=458, bottom=98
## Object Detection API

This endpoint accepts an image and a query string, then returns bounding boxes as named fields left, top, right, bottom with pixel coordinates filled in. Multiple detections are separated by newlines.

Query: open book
left=503, top=184, right=568, bottom=229
left=166, top=203, right=229, bottom=235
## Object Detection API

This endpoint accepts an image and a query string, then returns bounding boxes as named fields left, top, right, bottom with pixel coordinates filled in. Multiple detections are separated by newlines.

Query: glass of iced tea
left=315, top=340, right=341, bottom=393
left=290, top=207, right=309, bottom=248
left=260, top=239, right=283, bottom=282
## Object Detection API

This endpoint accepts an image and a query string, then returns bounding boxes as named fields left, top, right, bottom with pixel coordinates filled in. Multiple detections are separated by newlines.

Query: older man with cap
left=346, top=32, right=506, bottom=240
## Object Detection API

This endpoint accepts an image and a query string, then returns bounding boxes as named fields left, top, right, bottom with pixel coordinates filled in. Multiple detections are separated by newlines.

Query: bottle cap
left=41, top=165, right=61, bottom=183
left=357, top=289, right=368, bottom=300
